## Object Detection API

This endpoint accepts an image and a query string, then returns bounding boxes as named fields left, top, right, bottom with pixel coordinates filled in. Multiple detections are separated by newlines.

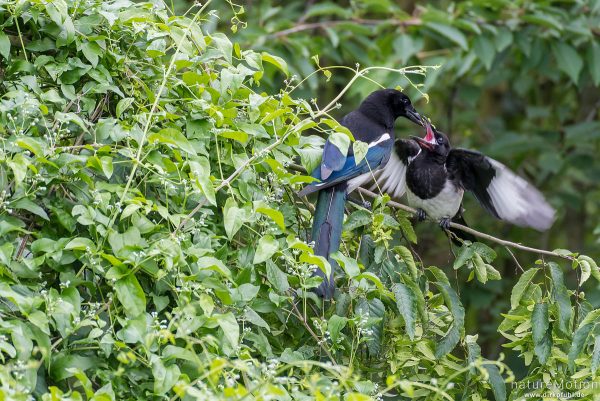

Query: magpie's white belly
left=406, top=181, right=464, bottom=220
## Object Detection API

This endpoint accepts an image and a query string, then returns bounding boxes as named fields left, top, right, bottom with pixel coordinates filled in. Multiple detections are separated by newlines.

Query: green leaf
left=473, top=35, right=495, bottom=70
left=331, top=252, right=360, bottom=279
left=434, top=282, right=465, bottom=358
left=51, top=354, right=99, bottom=381
left=580, top=308, right=600, bottom=326
left=65, top=237, right=96, bottom=251
left=471, top=242, right=496, bottom=262
left=151, top=355, right=180, bottom=395
left=114, top=274, right=146, bottom=318
left=15, top=137, right=44, bottom=156
left=394, top=246, right=417, bottom=280
left=355, top=298, right=385, bottom=356
left=493, top=28, right=513, bottom=52
left=261, top=52, right=289, bottom=76
left=99, top=156, right=113, bottom=179
left=353, top=140, right=368, bottom=165
left=244, top=308, right=270, bottom=331
left=552, top=43, right=583, bottom=84
left=392, top=282, right=417, bottom=340
left=510, top=268, right=538, bottom=309
left=579, top=255, right=600, bottom=283
left=393, top=34, right=423, bottom=64
left=197, top=256, right=232, bottom=278
left=532, top=303, right=551, bottom=364
left=266, top=260, right=289, bottom=292
left=549, top=262, right=572, bottom=333
left=453, top=245, right=474, bottom=270
left=473, top=253, right=488, bottom=284
left=329, top=132, right=351, bottom=158
left=253, top=235, right=279, bottom=264
left=256, top=204, right=285, bottom=230
left=428, top=266, right=450, bottom=286
left=12, top=198, right=49, bottom=220
left=465, top=335, right=481, bottom=375
left=328, top=315, right=347, bottom=344
left=484, top=363, right=507, bottom=401
left=116, top=97, right=135, bottom=118
left=0, top=32, right=10, bottom=59
left=588, top=42, right=600, bottom=87
left=592, top=335, right=600, bottom=375
left=231, top=283, right=260, bottom=303
left=579, top=258, right=591, bottom=285
left=223, top=197, right=245, bottom=239
left=426, top=22, right=468, bottom=50
left=344, top=209, right=372, bottom=231
left=486, top=264, right=502, bottom=280
left=522, top=12, right=563, bottom=31
left=148, top=128, right=195, bottom=155
left=568, top=322, right=592, bottom=372
left=217, top=312, right=239, bottom=348
left=346, top=393, right=372, bottom=401
left=81, top=41, right=102, bottom=68
left=189, top=157, right=216, bottom=206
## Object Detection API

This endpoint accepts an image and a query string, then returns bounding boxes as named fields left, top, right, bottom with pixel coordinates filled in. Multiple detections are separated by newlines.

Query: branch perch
left=289, top=163, right=574, bottom=262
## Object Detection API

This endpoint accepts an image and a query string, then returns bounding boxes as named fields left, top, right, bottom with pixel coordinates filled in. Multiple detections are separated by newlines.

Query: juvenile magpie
left=298, top=89, right=423, bottom=298
left=369, top=121, right=555, bottom=237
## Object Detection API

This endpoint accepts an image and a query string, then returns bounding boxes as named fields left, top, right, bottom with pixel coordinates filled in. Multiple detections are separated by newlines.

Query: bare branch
left=270, top=18, right=421, bottom=38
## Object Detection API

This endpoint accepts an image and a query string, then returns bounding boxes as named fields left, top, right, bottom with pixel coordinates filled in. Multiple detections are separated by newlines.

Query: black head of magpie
left=356, top=89, right=423, bottom=135
left=367, top=121, right=556, bottom=234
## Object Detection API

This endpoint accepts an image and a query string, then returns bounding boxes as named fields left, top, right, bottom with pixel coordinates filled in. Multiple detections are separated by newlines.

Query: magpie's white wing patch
left=447, top=149, right=555, bottom=231
left=485, top=159, right=555, bottom=231
left=366, top=151, right=408, bottom=199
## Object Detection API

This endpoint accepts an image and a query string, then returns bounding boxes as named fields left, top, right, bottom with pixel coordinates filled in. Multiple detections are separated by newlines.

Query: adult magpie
left=369, top=121, right=555, bottom=237
left=298, top=89, right=423, bottom=298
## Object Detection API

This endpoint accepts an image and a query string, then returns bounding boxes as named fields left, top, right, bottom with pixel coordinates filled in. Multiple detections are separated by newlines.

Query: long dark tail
left=447, top=208, right=476, bottom=246
left=311, top=183, right=346, bottom=299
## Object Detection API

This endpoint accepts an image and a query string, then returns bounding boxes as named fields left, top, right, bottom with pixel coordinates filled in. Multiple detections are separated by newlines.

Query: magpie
left=369, top=121, right=555, bottom=238
left=298, top=89, right=423, bottom=298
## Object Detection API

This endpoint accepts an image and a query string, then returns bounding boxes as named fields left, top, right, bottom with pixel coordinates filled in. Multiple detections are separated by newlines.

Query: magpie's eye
left=402, top=98, right=409, bottom=104
left=436, top=137, right=444, bottom=144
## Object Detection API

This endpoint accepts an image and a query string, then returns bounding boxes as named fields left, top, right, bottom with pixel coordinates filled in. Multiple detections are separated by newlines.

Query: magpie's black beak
left=405, top=106, right=423, bottom=126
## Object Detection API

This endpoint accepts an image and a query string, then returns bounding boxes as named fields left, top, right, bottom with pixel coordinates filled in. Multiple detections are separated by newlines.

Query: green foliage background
left=0, top=0, right=600, bottom=400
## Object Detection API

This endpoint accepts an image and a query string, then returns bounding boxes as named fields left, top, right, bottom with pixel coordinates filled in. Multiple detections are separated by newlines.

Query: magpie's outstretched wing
left=298, top=141, right=390, bottom=197
left=367, top=139, right=420, bottom=200
left=447, top=148, right=555, bottom=231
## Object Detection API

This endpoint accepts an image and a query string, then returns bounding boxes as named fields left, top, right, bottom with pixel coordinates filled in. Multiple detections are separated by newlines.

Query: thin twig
left=355, top=186, right=574, bottom=261
left=289, top=296, right=337, bottom=365
left=504, top=246, right=525, bottom=273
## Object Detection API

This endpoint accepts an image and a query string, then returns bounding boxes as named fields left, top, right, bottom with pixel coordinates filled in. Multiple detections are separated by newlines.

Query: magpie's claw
left=439, top=217, right=451, bottom=230
left=362, top=200, right=372, bottom=209
left=416, top=208, right=427, bottom=222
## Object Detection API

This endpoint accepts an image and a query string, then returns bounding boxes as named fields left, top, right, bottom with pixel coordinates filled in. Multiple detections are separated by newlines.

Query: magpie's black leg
left=415, top=208, right=427, bottom=222
left=439, top=217, right=451, bottom=230
left=347, top=197, right=372, bottom=210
